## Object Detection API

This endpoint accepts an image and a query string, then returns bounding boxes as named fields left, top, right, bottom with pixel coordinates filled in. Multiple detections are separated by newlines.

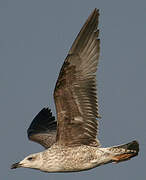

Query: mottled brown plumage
left=54, top=9, right=100, bottom=147
left=11, top=9, right=139, bottom=173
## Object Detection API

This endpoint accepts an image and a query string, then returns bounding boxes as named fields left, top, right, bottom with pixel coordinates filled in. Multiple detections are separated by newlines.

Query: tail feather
left=110, top=140, right=139, bottom=163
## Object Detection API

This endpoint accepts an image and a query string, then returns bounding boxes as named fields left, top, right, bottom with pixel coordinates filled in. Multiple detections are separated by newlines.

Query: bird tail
left=109, top=140, right=139, bottom=163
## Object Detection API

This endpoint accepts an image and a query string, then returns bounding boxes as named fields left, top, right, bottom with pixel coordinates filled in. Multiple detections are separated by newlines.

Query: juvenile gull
left=11, top=9, right=139, bottom=172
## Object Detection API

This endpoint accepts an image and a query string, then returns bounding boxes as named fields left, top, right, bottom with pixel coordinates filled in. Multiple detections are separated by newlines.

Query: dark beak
left=11, top=162, right=21, bottom=169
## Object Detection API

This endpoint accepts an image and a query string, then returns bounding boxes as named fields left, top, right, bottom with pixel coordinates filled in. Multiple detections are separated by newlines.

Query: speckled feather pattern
left=39, top=144, right=108, bottom=172
left=11, top=9, right=139, bottom=173
left=35, top=142, right=138, bottom=172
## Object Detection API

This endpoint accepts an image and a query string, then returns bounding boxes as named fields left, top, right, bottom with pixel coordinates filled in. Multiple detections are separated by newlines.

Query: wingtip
left=43, top=107, right=52, bottom=114
left=89, top=8, right=99, bottom=18
left=85, top=8, right=99, bottom=25
left=94, top=8, right=99, bottom=12
left=92, top=8, right=99, bottom=15
left=69, top=8, right=100, bottom=54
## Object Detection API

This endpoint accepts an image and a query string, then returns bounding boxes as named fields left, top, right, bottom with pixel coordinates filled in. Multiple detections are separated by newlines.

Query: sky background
left=1, top=0, right=146, bottom=179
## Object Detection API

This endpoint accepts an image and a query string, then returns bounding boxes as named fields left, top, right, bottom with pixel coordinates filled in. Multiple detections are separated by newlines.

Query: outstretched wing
left=27, top=108, right=57, bottom=148
left=54, top=9, right=100, bottom=147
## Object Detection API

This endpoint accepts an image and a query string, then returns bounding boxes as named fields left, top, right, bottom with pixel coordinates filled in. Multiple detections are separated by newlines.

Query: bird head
left=11, top=153, right=42, bottom=170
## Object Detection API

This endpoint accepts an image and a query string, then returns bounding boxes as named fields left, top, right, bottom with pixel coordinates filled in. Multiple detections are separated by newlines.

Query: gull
left=11, top=9, right=139, bottom=173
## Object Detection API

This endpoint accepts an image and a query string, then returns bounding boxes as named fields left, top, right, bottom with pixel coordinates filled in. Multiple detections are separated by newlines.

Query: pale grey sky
left=1, top=0, right=145, bottom=179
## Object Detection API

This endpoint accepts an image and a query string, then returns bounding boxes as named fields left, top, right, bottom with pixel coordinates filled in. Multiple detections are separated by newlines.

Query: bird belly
left=40, top=145, right=111, bottom=172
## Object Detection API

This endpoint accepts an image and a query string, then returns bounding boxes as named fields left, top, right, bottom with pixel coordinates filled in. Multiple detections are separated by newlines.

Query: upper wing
left=54, top=9, right=100, bottom=147
left=27, top=108, right=57, bottom=148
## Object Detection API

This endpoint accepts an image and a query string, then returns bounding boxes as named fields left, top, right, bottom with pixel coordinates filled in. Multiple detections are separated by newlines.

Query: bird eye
left=27, top=157, right=34, bottom=161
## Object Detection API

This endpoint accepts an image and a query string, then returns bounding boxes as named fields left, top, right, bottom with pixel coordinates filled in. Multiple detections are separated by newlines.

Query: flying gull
left=11, top=9, right=139, bottom=173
